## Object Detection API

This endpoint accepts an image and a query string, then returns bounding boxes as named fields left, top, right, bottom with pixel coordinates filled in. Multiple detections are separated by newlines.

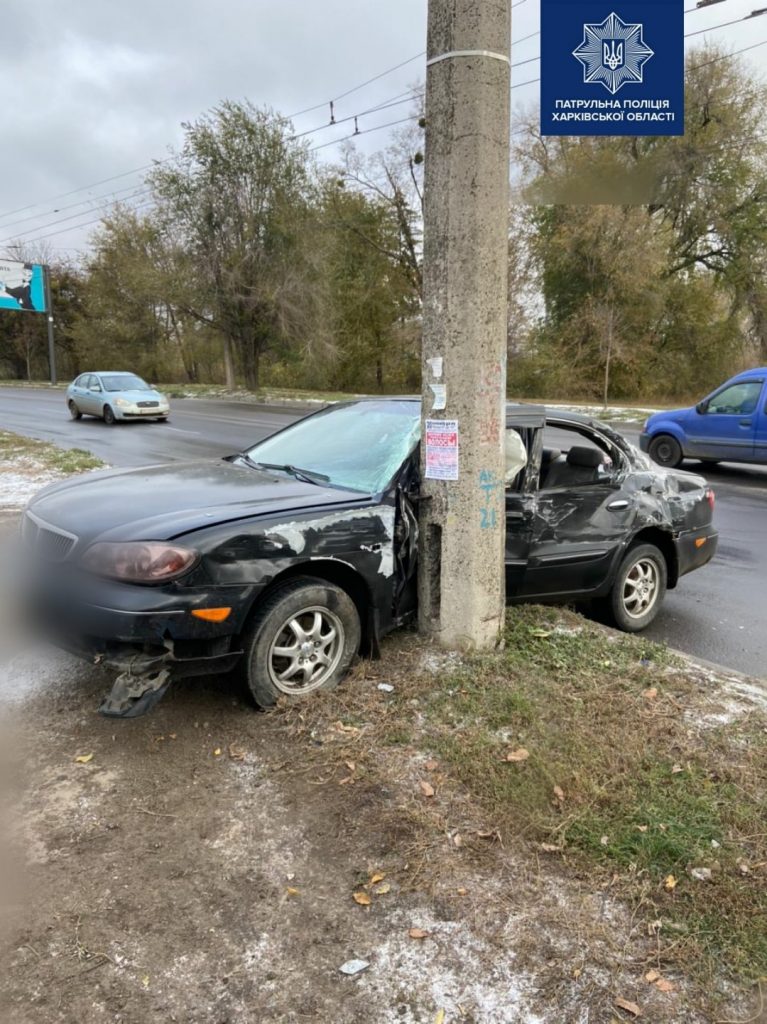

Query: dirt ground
left=0, top=627, right=763, bottom=1024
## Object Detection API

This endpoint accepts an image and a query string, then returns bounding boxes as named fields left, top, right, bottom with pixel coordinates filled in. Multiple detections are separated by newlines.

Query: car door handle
left=740, top=419, right=753, bottom=427
left=607, top=500, right=629, bottom=511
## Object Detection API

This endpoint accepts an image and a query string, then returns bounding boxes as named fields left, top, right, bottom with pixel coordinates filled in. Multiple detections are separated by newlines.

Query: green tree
left=149, top=101, right=322, bottom=390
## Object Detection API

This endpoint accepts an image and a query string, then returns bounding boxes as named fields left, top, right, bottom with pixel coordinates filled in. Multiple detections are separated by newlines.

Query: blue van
left=639, top=368, right=767, bottom=468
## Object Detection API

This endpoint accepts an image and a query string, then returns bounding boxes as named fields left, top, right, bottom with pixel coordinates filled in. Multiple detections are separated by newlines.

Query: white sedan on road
left=66, top=372, right=170, bottom=424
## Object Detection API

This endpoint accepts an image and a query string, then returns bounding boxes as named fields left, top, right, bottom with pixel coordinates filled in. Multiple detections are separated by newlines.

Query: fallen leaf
left=141, top=975, right=150, bottom=989
left=408, top=928, right=430, bottom=939
left=644, top=970, right=660, bottom=984
left=353, top=892, right=371, bottom=906
left=573, top=968, right=582, bottom=979
left=636, top=825, right=649, bottom=833
left=168, top=733, right=177, bottom=740
left=452, top=833, right=463, bottom=847
left=435, top=1011, right=446, bottom=1024
left=374, top=882, right=391, bottom=895
left=664, top=874, right=677, bottom=891
left=539, top=843, right=563, bottom=853
left=419, top=780, right=435, bottom=798
left=74, top=753, right=94, bottom=764
left=338, top=776, right=354, bottom=785
left=738, top=861, right=751, bottom=875
left=286, top=887, right=300, bottom=896
left=553, top=785, right=565, bottom=802
left=503, top=748, right=530, bottom=763
left=642, top=688, right=658, bottom=699
left=228, top=744, right=246, bottom=761
left=369, top=872, right=386, bottom=884
left=614, top=996, right=642, bottom=1017
left=213, top=748, right=222, bottom=757
left=425, top=759, right=438, bottom=771
left=344, top=760, right=356, bottom=772
left=655, top=979, right=675, bottom=993
left=530, top=628, right=551, bottom=638
left=456, top=887, right=467, bottom=896
left=600, top=835, right=609, bottom=847
left=671, top=764, right=683, bottom=775
left=477, top=829, right=500, bottom=841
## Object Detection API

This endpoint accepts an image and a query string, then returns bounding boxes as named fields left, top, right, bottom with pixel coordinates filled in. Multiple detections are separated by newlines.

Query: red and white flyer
left=425, top=418, right=459, bottom=481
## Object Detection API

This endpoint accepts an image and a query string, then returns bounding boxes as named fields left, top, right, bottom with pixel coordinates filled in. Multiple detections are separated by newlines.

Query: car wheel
left=648, top=434, right=683, bottom=468
left=240, top=578, right=361, bottom=708
left=68, top=400, right=82, bottom=421
left=103, top=405, right=116, bottom=425
left=606, top=543, right=667, bottom=633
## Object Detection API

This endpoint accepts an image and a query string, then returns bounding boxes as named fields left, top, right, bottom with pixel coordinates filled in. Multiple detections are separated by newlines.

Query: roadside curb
left=672, top=647, right=765, bottom=687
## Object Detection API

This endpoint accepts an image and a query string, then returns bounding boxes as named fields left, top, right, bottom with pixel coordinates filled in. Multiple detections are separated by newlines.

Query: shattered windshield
left=245, top=400, right=421, bottom=493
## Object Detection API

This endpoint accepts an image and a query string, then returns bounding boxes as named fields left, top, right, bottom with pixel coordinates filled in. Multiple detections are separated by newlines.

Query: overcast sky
left=0, top=0, right=763, bottom=257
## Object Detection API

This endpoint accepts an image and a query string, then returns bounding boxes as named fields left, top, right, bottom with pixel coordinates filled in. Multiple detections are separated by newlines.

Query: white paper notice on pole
left=425, top=419, right=459, bottom=480
left=429, top=383, right=446, bottom=411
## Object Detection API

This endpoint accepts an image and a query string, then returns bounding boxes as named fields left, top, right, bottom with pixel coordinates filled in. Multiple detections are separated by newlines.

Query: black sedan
left=20, top=400, right=717, bottom=717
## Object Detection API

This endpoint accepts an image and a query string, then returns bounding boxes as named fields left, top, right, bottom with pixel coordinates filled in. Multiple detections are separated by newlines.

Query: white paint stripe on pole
left=426, top=49, right=511, bottom=67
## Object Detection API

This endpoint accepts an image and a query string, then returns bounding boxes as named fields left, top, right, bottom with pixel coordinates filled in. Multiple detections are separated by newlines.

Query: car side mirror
left=696, top=399, right=709, bottom=414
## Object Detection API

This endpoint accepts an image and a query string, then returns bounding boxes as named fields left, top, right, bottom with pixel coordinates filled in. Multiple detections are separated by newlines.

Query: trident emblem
left=602, top=40, right=624, bottom=70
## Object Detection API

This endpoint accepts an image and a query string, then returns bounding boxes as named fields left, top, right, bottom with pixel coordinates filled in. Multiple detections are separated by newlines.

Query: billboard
left=0, top=259, right=46, bottom=313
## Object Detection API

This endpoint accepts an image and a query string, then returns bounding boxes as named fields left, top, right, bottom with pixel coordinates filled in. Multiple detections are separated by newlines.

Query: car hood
left=27, top=460, right=372, bottom=545
left=104, top=389, right=166, bottom=402
left=646, top=405, right=692, bottom=426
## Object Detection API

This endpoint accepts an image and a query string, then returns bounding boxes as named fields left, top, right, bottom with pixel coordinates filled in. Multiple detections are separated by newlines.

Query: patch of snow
left=0, top=465, right=62, bottom=508
left=359, top=909, right=545, bottom=1024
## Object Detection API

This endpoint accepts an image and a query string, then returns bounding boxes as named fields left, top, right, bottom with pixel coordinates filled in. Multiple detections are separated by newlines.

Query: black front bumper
left=22, top=572, right=260, bottom=676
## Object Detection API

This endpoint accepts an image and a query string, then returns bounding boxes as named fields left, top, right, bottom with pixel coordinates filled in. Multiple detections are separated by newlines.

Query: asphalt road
left=2, top=387, right=765, bottom=679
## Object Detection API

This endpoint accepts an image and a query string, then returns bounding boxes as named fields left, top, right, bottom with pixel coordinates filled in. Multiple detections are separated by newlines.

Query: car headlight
left=115, top=398, right=132, bottom=408
left=82, top=542, right=198, bottom=583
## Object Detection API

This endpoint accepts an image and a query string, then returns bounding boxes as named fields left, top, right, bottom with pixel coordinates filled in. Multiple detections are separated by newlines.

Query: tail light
left=705, top=488, right=715, bottom=511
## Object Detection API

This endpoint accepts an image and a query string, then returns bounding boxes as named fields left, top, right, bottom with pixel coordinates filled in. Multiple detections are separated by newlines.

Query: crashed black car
left=21, top=400, right=717, bottom=717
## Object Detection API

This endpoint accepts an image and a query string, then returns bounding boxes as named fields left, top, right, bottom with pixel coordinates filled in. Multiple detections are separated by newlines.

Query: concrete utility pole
left=418, top=0, right=511, bottom=649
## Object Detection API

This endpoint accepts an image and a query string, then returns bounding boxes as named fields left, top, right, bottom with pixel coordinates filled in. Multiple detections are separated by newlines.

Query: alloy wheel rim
left=267, top=605, right=345, bottom=695
left=622, top=558, right=660, bottom=619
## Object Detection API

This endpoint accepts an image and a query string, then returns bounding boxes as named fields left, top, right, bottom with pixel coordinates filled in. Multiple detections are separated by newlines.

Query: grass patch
left=410, top=607, right=767, bottom=980
left=0, top=430, right=104, bottom=474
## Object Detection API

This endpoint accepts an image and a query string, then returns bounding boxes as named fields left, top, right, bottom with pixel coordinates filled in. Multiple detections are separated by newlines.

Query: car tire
left=648, top=434, right=682, bottom=468
left=103, top=405, right=116, bottom=425
left=239, top=577, right=361, bottom=708
left=68, top=400, right=82, bottom=421
left=605, top=542, right=668, bottom=633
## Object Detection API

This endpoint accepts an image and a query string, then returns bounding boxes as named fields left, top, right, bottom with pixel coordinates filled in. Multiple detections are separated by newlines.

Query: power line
left=686, top=8, right=767, bottom=36
left=0, top=187, right=153, bottom=245
left=687, top=35, right=767, bottom=68
left=0, top=54, right=428, bottom=224
left=310, top=114, right=421, bottom=152
left=0, top=178, right=158, bottom=234
left=0, top=163, right=156, bottom=224
left=286, top=51, right=425, bottom=118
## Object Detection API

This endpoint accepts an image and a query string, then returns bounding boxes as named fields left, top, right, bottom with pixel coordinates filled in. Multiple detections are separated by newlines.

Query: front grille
left=22, top=512, right=77, bottom=562
left=137, top=401, right=160, bottom=408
